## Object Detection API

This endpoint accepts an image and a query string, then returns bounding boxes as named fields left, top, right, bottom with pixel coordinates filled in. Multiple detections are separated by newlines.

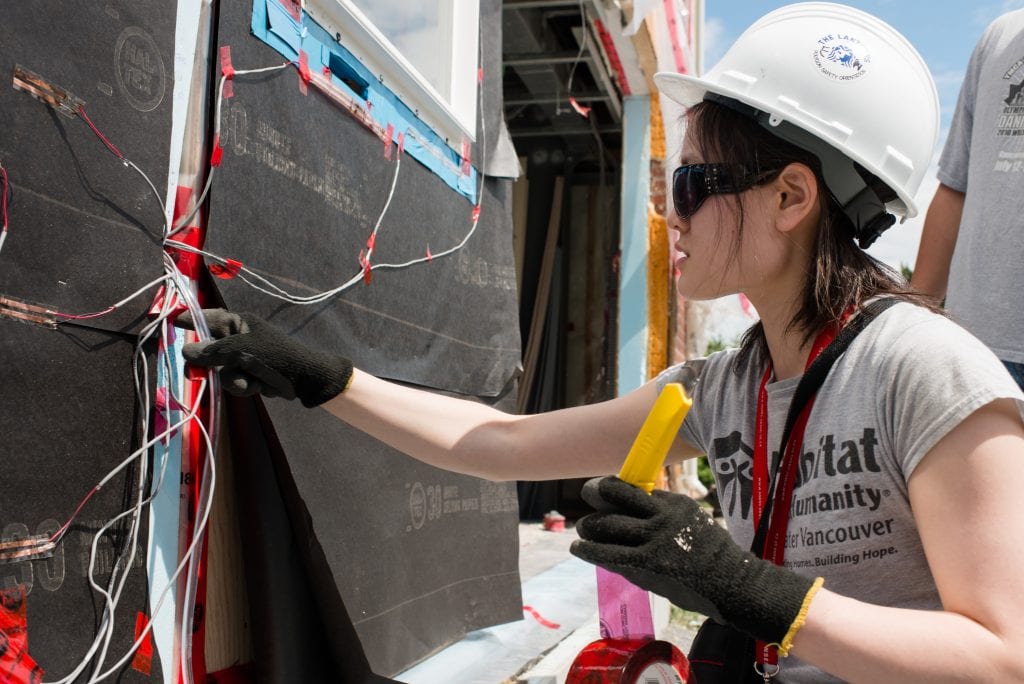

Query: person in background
left=912, top=9, right=1024, bottom=390
left=180, top=4, right=1024, bottom=681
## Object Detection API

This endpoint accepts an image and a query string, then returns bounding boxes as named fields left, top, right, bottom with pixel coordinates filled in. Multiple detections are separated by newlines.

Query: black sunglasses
left=672, top=164, right=771, bottom=219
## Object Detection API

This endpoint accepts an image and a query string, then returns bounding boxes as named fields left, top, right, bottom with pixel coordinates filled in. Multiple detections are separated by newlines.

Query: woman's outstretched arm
left=323, top=369, right=702, bottom=481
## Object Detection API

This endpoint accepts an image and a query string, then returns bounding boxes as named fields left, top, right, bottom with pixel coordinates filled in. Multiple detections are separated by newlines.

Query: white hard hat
left=655, top=2, right=939, bottom=246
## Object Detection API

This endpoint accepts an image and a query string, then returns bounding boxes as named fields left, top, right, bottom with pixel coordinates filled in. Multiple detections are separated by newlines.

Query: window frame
left=304, top=0, right=480, bottom=145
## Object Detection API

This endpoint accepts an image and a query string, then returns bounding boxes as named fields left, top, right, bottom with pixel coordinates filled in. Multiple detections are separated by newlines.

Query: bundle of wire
left=18, top=39, right=489, bottom=682
left=9, top=101, right=223, bottom=684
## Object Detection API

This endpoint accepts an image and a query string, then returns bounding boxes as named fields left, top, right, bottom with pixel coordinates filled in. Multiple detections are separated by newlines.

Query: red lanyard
left=752, top=325, right=839, bottom=668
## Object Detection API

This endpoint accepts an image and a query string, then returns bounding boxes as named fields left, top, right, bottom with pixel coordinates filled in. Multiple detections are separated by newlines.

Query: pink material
left=297, top=51, right=310, bottom=96
left=154, top=386, right=189, bottom=445
left=208, top=258, right=242, bottom=279
left=664, top=0, right=688, bottom=74
left=148, top=285, right=188, bottom=320
left=384, top=123, right=395, bottom=160
left=282, top=0, right=301, bottom=22
left=593, top=19, right=632, bottom=95
left=739, top=293, right=755, bottom=318
left=596, top=566, right=655, bottom=640
left=523, top=605, right=561, bottom=629
left=543, top=511, right=566, bottom=532
left=167, top=225, right=204, bottom=280
left=210, top=134, right=224, bottom=167
left=461, top=139, right=472, bottom=176
left=569, top=96, right=592, bottom=118
left=220, top=45, right=235, bottom=99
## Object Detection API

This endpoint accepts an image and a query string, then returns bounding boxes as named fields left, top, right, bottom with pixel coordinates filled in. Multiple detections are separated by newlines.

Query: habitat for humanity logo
left=813, top=33, right=870, bottom=81
left=998, top=55, right=1024, bottom=137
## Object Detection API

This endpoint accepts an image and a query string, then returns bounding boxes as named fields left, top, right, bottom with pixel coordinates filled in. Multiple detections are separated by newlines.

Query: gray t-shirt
left=657, top=302, right=1024, bottom=682
left=939, top=10, right=1024, bottom=364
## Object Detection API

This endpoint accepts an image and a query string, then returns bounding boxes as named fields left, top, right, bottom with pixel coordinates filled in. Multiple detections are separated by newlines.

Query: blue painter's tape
left=266, top=0, right=302, bottom=55
left=250, top=0, right=477, bottom=203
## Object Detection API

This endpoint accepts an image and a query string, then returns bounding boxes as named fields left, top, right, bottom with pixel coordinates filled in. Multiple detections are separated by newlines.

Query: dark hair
left=685, top=100, right=940, bottom=366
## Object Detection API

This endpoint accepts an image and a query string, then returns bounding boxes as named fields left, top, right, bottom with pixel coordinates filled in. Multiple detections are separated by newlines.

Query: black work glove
left=570, top=476, right=822, bottom=655
left=177, top=309, right=353, bottom=408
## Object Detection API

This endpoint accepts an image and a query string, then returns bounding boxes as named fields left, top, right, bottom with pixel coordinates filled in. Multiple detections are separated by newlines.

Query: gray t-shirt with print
left=939, top=10, right=1024, bottom=364
left=657, top=302, right=1024, bottom=682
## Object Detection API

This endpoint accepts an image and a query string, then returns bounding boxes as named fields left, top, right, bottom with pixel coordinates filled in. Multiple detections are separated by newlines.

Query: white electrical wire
left=170, top=255, right=220, bottom=684
left=166, top=64, right=289, bottom=241
left=160, top=48, right=489, bottom=307
left=41, top=38, right=491, bottom=681
left=89, top=290, right=185, bottom=680
left=89, top=401, right=216, bottom=682
left=42, top=97, right=223, bottom=683
left=85, top=383, right=217, bottom=684
left=43, top=355, right=211, bottom=682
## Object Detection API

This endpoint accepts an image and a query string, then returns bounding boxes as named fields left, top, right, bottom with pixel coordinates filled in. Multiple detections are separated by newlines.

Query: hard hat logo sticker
left=813, top=34, right=870, bottom=81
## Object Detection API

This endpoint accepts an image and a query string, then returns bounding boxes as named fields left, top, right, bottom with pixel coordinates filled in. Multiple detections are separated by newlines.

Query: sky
left=702, top=0, right=1024, bottom=270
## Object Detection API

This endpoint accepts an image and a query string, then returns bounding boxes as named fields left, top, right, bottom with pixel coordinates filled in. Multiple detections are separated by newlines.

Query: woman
left=181, top=4, right=1024, bottom=681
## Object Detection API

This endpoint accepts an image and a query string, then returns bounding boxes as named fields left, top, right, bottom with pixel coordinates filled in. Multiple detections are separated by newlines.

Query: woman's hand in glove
left=570, top=476, right=823, bottom=655
left=176, top=309, right=353, bottom=407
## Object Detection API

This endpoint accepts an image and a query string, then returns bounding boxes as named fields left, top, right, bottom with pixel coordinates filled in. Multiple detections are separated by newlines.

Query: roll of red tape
left=566, top=638, right=690, bottom=684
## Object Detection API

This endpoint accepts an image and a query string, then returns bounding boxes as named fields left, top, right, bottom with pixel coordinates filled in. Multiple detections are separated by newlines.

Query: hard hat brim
left=652, top=71, right=711, bottom=109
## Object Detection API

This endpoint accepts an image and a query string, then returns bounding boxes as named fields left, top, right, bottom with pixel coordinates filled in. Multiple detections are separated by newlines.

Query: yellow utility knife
left=617, top=382, right=693, bottom=493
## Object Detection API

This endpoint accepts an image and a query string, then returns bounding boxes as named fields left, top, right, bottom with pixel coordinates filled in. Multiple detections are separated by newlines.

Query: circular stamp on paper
left=115, top=27, right=166, bottom=112
left=409, top=482, right=426, bottom=530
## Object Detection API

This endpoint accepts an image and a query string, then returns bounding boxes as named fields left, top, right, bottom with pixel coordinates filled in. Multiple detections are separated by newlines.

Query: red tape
left=1, top=586, right=43, bottom=684
left=461, top=139, right=472, bottom=176
left=154, top=386, right=185, bottom=444
left=210, top=134, right=224, bottom=167
left=166, top=225, right=204, bottom=281
left=0, top=587, right=27, bottom=651
left=358, top=249, right=372, bottom=285
left=209, top=258, right=242, bottom=279
left=471, top=204, right=481, bottom=222
left=283, top=0, right=301, bottom=21
left=384, top=123, right=395, bottom=160
left=594, top=19, right=632, bottom=96
left=522, top=605, right=560, bottom=629
left=130, top=612, right=153, bottom=676
left=663, top=0, right=688, bottom=74
left=220, top=45, right=235, bottom=99
left=567, top=639, right=689, bottom=684
left=569, top=96, right=592, bottom=118
left=148, top=284, right=188, bottom=319
left=297, top=51, right=311, bottom=96
left=0, top=640, right=43, bottom=684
